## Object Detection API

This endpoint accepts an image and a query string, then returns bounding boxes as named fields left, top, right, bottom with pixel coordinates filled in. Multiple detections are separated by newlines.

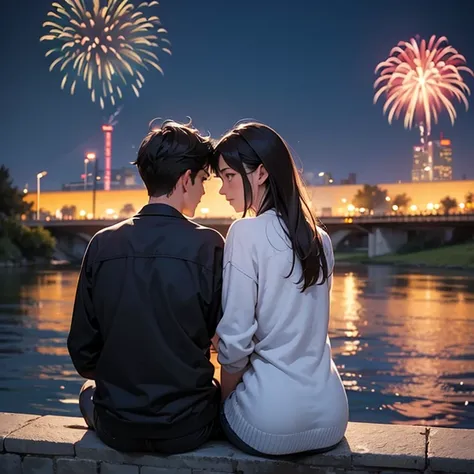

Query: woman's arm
left=217, top=221, right=258, bottom=400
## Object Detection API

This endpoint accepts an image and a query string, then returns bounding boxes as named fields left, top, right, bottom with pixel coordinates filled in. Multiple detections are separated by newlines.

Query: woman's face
left=217, top=155, right=246, bottom=213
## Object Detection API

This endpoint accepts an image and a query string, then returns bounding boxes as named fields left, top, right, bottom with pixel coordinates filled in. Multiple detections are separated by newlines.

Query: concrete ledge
left=428, top=427, right=474, bottom=473
left=0, top=412, right=473, bottom=473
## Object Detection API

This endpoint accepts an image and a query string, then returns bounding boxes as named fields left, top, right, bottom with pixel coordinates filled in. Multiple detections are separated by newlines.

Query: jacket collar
left=135, top=203, right=186, bottom=220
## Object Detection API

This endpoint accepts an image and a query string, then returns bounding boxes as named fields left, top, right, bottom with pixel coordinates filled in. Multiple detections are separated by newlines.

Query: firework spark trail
left=41, top=0, right=171, bottom=109
left=374, top=35, right=473, bottom=138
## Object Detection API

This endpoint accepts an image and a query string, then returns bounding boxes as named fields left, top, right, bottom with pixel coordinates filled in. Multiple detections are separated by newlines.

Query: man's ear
left=181, top=169, right=193, bottom=192
left=257, top=164, right=268, bottom=186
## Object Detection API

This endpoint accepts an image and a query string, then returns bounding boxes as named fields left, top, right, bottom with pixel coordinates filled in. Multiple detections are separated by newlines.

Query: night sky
left=2, top=0, right=474, bottom=191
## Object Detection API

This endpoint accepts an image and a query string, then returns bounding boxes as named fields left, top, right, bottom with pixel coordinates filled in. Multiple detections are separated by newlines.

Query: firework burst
left=41, top=0, right=171, bottom=109
left=374, top=35, right=473, bottom=139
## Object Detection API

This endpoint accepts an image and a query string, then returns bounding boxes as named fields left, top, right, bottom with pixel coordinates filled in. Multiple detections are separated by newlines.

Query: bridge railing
left=24, top=212, right=474, bottom=227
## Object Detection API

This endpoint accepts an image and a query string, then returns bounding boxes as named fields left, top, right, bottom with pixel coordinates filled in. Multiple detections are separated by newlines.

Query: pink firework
left=374, top=35, right=473, bottom=138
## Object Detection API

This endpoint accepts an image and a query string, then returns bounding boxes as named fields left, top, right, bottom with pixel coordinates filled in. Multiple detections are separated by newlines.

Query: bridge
left=25, top=213, right=474, bottom=262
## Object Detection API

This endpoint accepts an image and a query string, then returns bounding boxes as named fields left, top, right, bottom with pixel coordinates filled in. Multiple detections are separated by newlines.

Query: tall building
left=429, top=138, right=453, bottom=181
left=411, top=145, right=432, bottom=182
left=340, top=173, right=357, bottom=185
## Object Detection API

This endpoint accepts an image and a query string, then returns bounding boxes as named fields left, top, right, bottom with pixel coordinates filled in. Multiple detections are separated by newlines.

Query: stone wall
left=1, top=413, right=473, bottom=473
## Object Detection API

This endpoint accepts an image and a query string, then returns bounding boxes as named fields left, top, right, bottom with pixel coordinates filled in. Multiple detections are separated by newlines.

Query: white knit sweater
left=217, top=210, right=348, bottom=455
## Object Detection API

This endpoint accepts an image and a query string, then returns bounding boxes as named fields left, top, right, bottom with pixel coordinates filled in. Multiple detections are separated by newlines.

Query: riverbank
left=335, top=242, right=474, bottom=270
left=0, top=220, right=56, bottom=266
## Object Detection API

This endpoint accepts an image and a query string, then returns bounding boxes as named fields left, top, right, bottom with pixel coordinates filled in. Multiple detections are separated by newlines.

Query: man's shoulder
left=85, top=218, right=134, bottom=253
left=186, top=220, right=225, bottom=248
left=91, top=218, right=133, bottom=241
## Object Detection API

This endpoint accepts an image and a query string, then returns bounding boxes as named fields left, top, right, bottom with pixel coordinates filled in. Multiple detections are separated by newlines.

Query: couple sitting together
left=68, top=120, right=349, bottom=456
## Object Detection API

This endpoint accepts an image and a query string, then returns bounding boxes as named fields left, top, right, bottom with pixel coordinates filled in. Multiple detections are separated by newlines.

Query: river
left=0, top=264, right=473, bottom=427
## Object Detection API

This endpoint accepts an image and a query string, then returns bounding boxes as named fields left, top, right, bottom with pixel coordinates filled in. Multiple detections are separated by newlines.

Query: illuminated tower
left=102, top=124, right=114, bottom=191
left=430, top=136, right=453, bottom=181
left=412, top=145, right=432, bottom=182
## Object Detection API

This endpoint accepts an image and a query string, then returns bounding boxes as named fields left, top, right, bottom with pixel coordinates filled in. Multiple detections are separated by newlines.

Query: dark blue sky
left=2, top=0, right=474, bottom=190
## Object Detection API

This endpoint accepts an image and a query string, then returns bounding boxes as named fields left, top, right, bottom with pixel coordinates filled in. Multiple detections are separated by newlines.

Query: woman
left=211, top=122, right=348, bottom=456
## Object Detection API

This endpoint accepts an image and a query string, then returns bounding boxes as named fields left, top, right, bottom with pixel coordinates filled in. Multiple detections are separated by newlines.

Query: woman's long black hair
left=212, top=122, right=329, bottom=291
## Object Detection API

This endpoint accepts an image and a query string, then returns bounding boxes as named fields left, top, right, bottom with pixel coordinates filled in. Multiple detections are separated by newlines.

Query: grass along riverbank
left=335, top=242, right=474, bottom=269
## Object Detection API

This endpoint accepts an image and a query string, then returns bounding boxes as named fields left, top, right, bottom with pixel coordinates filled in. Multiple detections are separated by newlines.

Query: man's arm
left=207, top=239, right=224, bottom=343
left=67, top=237, right=102, bottom=380
left=220, top=366, right=246, bottom=400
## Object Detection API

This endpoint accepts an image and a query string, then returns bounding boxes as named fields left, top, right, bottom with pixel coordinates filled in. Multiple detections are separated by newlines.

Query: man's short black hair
left=133, top=120, right=214, bottom=197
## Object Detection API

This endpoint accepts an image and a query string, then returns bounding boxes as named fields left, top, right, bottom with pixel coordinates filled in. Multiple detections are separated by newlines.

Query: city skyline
left=2, top=0, right=474, bottom=191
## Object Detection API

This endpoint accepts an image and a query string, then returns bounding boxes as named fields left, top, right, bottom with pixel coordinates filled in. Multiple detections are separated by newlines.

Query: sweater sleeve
left=217, top=221, right=258, bottom=374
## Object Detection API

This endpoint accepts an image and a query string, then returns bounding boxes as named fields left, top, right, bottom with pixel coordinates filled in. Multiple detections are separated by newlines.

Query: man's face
left=182, top=168, right=209, bottom=217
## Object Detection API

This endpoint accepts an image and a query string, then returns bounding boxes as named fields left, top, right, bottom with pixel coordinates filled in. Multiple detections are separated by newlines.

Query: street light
left=36, top=171, right=47, bottom=221
left=84, top=158, right=89, bottom=190
left=85, top=152, right=97, bottom=218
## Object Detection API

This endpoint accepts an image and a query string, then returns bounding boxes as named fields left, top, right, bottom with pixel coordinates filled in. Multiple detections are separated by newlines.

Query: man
left=68, top=120, right=224, bottom=453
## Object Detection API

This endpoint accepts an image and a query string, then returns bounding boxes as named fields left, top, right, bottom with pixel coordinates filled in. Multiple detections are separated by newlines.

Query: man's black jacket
left=67, top=204, right=224, bottom=439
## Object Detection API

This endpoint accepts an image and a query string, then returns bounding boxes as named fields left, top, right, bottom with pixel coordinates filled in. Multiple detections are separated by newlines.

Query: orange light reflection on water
left=330, top=266, right=474, bottom=426
left=4, top=266, right=473, bottom=426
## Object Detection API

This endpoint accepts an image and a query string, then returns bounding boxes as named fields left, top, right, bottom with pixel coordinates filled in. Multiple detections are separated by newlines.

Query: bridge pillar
left=444, top=227, right=454, bottom=243
left=54, top=233, right=91, bottom=262
left=368, top=227, right=408, bottom=258
left=329, top=229, right=353, bottom=250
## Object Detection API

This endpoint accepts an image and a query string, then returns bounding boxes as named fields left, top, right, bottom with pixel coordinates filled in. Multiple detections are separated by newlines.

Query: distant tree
left=1, top=217, right=55, bottom=261
left=0, top=165, right=32, bottom=218
left=61, top=205, right=77, bottom=219
left=13, top=225, right=56, bottom=260
left=0, top=166, right=55, bottom=262
left=120, top=203, right=136, bottom=218
left=465, top=192, right=473, bottom=212
left=392, top=193, right=411, bottom=210
left=440, top=196, right=458, bottom=215
left=353, top=185, right=388, bottom=212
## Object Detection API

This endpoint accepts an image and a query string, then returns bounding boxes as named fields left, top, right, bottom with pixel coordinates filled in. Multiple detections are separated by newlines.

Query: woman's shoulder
left=316, top=226, right=332, bottom=248
left=227, top=211, right=274, bottom=236
left=316, top=226, right=334, bottom=270
left=224, top=214, right=276, bottom=258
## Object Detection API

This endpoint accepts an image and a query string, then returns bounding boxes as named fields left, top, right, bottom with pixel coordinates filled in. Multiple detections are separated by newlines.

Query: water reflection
left=331, top=265, right=474, bottom=428
left=0, top=265, right=473, bottom=428
left=0, top=269, right=82, bottom=415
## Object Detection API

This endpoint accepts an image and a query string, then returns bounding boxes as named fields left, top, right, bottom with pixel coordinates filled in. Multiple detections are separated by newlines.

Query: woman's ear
left=257, top=164, right=269, bottom=186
